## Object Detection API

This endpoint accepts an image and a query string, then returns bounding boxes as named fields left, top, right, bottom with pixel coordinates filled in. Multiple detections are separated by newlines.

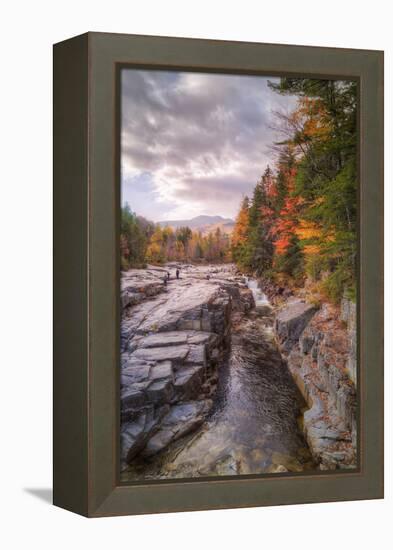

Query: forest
left=120, top=204, right=231, bottom=268
left=121, top=77, right=357, bottom=303
left=232, top=78, right=357, bottom=303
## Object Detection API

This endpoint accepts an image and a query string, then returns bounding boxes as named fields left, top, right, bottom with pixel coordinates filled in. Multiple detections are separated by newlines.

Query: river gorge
left=120, top=263, right=357, bottom=481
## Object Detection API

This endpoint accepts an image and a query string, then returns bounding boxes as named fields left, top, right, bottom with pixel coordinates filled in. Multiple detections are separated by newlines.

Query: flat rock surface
left=120, top=264, right=244, bottom=350
left=120, top=264, right=247, bottom=469
left=132, top=344, right=190, bottom=363
left=276, top=299, right=317, bottom=323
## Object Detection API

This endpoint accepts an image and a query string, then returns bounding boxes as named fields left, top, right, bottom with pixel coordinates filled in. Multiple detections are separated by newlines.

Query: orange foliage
left=297, top=97, right=331, bottom=141
left=269, top=165, right=302, bottom=257
left=232, top=199, right=249, bottom=248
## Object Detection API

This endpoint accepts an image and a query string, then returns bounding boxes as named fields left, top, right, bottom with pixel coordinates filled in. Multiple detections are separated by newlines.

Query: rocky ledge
left=274, top=297, right=357, bottom=470
left=120, top=264, right=253, bottom=470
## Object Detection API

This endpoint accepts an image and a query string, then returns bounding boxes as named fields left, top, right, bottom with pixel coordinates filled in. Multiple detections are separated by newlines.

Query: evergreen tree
left=243, top=169, right=274, bottom=274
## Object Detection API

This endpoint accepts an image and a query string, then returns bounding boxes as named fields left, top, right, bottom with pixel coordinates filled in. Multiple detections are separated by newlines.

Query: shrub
left=321, top=264, right=352, bottom=304
left=305, top=254, right=328, bottom=281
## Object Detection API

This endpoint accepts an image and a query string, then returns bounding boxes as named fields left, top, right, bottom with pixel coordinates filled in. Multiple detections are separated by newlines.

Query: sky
left=121, top=69, right=297, bottom=222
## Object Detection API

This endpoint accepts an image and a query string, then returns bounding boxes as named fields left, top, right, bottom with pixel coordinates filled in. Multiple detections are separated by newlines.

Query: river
left=121, top=276, right=314, bottom=480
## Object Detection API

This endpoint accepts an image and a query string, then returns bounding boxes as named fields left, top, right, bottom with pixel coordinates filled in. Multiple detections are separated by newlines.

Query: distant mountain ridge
left=158, top=215, right=235, bottom=235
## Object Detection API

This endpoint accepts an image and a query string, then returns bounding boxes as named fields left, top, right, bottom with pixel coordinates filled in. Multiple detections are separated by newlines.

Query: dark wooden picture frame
left=53, top=32, right=383, bottom=517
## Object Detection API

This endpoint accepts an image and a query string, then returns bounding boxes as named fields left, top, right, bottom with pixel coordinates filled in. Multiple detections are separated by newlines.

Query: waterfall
left=246, top=277, right=270, bottom=307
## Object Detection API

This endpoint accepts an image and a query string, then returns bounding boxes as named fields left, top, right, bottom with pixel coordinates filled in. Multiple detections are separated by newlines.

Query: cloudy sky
left=121, top=69, right=296, bottom=222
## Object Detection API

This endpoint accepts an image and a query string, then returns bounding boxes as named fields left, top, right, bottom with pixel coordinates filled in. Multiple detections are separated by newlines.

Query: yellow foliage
left=295, top=219, right=322, bottom=256
left=232, top=201, right=249, bottom=248
left=146, top=241, right=165, bottom=264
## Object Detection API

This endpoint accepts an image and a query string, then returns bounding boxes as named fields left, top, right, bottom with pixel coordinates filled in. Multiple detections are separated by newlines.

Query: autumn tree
left=120, top=203, right=154, bottom=269
left=146, top=226, right=167, bottom=264
left=274, top=79, right=357, bottom=298
left=230, top=78, right=357, bottom=302
left=231, top=196, right=250, bottom=267
left=175, top=227, right=193, bottom=259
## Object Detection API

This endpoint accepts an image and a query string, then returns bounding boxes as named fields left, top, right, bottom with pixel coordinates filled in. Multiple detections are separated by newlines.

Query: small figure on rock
left=176, top=268, right=180, bottom=279
left=167, top=271, right=170, bottom=280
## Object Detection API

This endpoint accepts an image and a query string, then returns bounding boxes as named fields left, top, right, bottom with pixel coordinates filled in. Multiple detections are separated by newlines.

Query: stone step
left=131, top=344, right=190, bottom=364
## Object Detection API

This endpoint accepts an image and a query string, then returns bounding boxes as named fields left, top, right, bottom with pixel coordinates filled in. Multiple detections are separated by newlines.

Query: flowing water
left=124, top=278, right=314, bottom=480
left=246, top=277, right=271, bottom=308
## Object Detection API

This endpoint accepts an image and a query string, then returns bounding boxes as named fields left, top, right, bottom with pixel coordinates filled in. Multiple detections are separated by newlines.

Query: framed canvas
left=53, top=32, right=384, bottom=517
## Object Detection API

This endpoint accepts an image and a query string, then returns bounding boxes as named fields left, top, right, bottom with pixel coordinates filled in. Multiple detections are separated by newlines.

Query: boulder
left=275, top=300, right=318, bottom=353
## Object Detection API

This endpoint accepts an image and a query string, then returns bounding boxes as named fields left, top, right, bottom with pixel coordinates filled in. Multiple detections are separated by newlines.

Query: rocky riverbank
left=121, top=264, right=317, bottom=480
left=263, top=280, right=358, bottom=470
left=120, top=264, right=254, bottom=470
left=120, top=263, right=357, bottom=477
